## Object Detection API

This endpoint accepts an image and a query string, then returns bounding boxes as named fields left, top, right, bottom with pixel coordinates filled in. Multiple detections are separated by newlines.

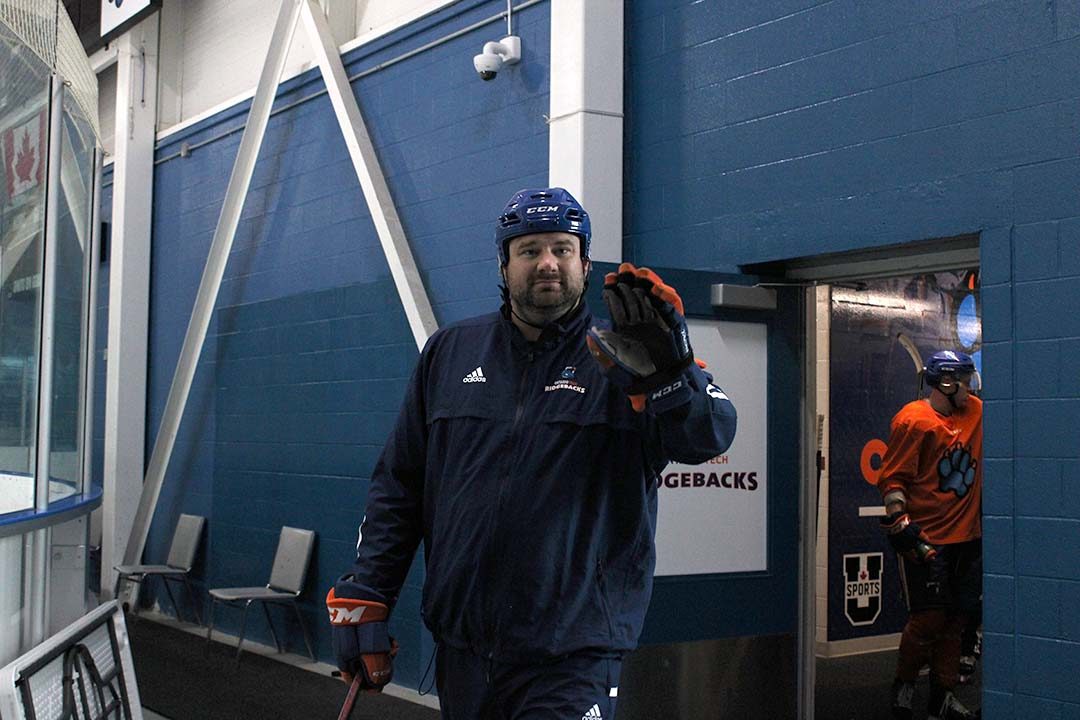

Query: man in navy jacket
left=327, top=188, right=737, bottom=719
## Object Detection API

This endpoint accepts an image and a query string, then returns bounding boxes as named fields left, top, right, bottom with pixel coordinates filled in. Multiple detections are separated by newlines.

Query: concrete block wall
left=137, top=0, right=550, bottom=690
left=980, top=223, right=1080, bottom=716
left=626, top=0, right=1080, bottom=713
left=625, top=0, right=1078, bottom=269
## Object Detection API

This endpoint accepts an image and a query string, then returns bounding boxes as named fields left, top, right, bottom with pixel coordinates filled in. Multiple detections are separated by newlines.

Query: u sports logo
left=843, top=552, right=883, bottom=627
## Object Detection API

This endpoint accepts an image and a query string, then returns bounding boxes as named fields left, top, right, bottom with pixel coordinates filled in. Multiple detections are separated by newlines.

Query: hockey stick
left=337, top=675, right=362, bottom=720
left=896, top=332, right=924, bottom=399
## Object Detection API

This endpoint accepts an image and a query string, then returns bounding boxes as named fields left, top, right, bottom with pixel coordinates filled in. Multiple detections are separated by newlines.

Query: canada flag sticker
left=3, top=111, right=47, bottom=200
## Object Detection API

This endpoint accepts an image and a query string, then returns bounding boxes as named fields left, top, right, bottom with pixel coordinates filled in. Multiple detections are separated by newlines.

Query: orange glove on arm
left=326, top=578, right=398, bottom=691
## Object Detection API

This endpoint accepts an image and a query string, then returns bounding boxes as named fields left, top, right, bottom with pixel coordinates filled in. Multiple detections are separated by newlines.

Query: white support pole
left=36, top=75, right=65, bottom=515
left=26, top=75, right=66, bottom=649
left=548, top=0, right=623, bottom=264
left=77, top=148, right=104, bottom=495
left=102, top=14, right=159, bottom=598
left=122, top=0, right=304, bottom=572
left=300, top=0, right=437, bottom=350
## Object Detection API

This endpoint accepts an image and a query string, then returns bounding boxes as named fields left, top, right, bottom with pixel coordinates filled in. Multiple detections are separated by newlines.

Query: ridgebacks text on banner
left=654, top=319, right=768, bottom=576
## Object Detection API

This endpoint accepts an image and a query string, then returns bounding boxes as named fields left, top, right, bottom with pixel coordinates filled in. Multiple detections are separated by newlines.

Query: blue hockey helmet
left=495, top=187, right=591, bottom=265
left=924, top=350, right=976, bottom=389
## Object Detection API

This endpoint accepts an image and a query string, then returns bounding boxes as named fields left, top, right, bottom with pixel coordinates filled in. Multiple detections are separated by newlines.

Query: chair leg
left=205, top=598, right=217, bottom=656
left=261, top=602, right=282, bottom=654
left=291, top=601, right=316, bottom=662
left=113, top=572, right=123, bottom=603
left=235, top=601, right=251, bottom=662
left=161, top=577, right=182, bottom=620
left=183, top=575, right=203, bottom=626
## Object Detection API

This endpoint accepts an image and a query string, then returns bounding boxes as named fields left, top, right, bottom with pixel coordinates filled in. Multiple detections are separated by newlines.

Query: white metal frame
left=79, top=148, right=104, bottom=494
left=104, top=15, right=159, bottom=598
left=300, top=0, right=437, bottom=347
left=120, top=0, right=303, bottom=573
left=123, top=0, right=438, bottom=575
left=35, top=75, right=64, bottom=515
left=798, top=285, right=819, bottom=720
left=22, top=75, right=68, bottom=650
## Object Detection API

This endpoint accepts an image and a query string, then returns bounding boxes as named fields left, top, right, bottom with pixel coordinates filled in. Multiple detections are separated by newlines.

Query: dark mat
left=127, top=618, right=440, bottom=720
left=816, top=648, right=982, bottom=720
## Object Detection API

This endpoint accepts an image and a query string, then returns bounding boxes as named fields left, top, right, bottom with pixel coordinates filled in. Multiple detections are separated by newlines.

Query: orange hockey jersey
left=878, top=396, right=982, bottom=544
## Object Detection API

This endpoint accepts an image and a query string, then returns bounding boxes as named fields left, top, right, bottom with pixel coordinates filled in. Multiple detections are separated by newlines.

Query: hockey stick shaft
left=896, top=332, right=924, bottom=399
left=337, top=676, right=362, bottom=720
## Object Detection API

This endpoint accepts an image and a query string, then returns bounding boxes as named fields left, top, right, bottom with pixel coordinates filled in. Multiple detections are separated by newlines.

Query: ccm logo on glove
left=326, top=590, right=390, bottom=625
left=650, top=380, right=684, bottom=400
left=328, top=604, right=377, bottom=625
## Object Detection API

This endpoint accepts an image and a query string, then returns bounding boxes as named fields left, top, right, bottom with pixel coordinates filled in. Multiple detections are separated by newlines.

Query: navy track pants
left=435, top=644, right=622, bottom=720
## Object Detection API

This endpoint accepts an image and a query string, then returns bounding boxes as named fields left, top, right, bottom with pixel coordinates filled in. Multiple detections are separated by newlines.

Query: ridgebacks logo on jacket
left=545, top=365, right=587, bottom=395
left=843, top=552, right=883, bottom=626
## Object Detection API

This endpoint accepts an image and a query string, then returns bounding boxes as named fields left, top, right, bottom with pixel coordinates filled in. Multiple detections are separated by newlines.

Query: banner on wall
left=654, top=319, right=768, bottom=576
left=827, top=270, right=981, bottom=641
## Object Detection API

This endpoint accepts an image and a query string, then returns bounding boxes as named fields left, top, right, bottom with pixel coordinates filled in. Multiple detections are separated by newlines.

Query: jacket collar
left=502, top=298, right=591, bottom=353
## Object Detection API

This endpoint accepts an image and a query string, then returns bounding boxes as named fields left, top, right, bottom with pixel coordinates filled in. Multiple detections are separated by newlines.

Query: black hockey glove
left=327, top=578, right=398, bottom=691
left=880, top=511, right=938, bottom=562
left=587, top=263, right=694, bottom=412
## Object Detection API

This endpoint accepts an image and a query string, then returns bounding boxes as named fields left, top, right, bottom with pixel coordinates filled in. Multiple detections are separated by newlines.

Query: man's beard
left=509, top=273, right=583, bottom=325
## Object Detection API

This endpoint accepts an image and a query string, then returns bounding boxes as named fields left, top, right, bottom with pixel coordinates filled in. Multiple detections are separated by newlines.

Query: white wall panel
left=155, top=0, right=453, bottom=132
left=177, top=0, right=316, bottom=126
left=355, top=0, right=448, bottom=36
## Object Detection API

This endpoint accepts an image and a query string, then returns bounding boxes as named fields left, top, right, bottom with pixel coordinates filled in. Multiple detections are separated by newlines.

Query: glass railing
left=0, top=17, right=49, bottom=515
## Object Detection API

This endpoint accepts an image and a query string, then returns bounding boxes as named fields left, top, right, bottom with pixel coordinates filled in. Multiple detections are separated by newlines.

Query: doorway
left=804, top=265, right=983, bottom=719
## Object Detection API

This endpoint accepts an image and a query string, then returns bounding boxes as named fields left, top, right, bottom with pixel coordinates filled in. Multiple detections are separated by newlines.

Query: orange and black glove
left=326, top=578, right=398, bottom=691
left=880, top=512, right=938, bottom=563
left=587, top=263, right=694, bottom=412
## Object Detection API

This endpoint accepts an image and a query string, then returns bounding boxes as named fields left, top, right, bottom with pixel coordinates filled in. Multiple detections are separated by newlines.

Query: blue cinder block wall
left=139, top=0, right=550, bottom=690
left=626, top=0, right=1080, bottom=714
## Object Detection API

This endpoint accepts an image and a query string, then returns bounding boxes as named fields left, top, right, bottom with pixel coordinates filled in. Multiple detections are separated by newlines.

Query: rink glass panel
left=0, top=19, right=50, bottom=516
left=47, top=88, right=95, bottom=504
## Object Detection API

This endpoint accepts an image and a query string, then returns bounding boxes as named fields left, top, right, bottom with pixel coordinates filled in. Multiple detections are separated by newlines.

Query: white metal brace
left=122, top=0, right=437, bottom=577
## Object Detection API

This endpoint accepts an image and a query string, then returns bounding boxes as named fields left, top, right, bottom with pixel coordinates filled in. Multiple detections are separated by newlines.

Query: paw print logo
left=938, top=443, right=977, bottom=497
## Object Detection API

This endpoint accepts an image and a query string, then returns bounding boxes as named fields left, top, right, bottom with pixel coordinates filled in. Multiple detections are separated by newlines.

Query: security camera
left=473, top=36, right=521, bottom=81
left=474, top=52, right=503, bottom=81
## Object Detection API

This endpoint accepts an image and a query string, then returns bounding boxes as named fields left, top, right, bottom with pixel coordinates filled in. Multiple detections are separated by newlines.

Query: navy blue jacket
left=348, top=302, right=737, bottom=662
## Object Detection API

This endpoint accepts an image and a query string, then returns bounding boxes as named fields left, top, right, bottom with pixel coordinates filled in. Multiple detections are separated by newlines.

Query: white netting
left=0, top=0, right=101, bottom=142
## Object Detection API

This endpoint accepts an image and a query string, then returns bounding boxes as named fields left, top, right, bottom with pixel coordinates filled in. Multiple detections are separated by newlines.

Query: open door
left=780, top=238, right=981, bottom=720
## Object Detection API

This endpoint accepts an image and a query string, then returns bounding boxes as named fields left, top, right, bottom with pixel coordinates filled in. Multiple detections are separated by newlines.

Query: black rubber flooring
left=128, top=617, right=981, bottom=719
left=816, top=649, right=982, bottom=720
left=127, top=618, right=440, bottom=720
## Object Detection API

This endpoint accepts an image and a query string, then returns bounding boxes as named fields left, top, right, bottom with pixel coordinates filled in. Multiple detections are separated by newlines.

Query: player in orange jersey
left=878, top=351, right=982, bottom=720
